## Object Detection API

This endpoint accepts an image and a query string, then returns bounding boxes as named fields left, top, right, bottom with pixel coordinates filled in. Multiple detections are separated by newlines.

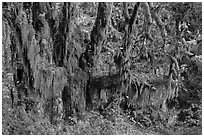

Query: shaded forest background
left=2, top=2, right=202, bottom=135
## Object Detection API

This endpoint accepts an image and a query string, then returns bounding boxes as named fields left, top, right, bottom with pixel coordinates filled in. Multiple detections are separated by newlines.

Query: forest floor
left=2, top=70, right=202, bottom=135
left=1, top=72, right=154, bottom=135
left=2, top=77, right=157, bottom=135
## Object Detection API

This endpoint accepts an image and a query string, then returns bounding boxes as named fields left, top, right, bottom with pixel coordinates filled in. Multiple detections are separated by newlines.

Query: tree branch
left=141, top=2, right=152, bottom=25
left=123, top=2, right=129, bottom=22
left=128, top=2, right=140, bottom=33
left=148, top=2, right=166, bottom=48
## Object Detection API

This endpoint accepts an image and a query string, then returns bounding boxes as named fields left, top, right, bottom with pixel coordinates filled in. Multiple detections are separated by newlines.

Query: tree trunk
left=148, top=2, right=166, bottom=50
left=81, top=3, right=112, bottom=73
left=79, top=2, right=113, bottom=108
left=120, top=2, right=140, bottom=91
left=3, top=2, right=88, bottom=124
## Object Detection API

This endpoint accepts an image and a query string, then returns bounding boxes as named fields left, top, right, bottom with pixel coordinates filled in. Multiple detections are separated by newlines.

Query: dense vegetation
left=2, top=2, right=202, bottom=135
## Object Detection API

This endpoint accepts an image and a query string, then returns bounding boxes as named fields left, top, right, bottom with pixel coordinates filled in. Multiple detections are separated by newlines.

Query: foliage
left=2, top=2, right=202, bottom=135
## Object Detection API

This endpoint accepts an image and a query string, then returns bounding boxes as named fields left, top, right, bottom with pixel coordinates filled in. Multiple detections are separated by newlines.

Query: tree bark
left=3, top=2, right=88, bottom=124
left=148, top=2, right=166, bottom=49
left=80, top=2, right=113, bottom=108
left=81, top=2, right=112, bottom=73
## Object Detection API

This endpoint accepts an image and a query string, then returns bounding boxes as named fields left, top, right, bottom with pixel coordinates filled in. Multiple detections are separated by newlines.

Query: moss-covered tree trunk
left=3, top=2, right=88, bottom=124
left=80, top=2, right=112, bottom=73
left=118, top=2, right=141, bottom=95
left=79, top=2, right=113, bottom=109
